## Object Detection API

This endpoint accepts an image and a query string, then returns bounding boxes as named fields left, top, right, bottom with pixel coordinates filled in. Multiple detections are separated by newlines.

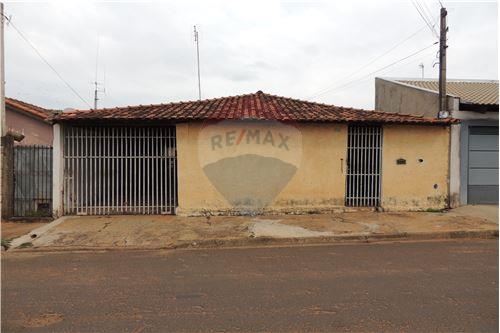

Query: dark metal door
left=468, top=126, right=498, bottom=204
left=345, top=125, right=382, bottom=207
left=13, top=145, right=53, bottom=217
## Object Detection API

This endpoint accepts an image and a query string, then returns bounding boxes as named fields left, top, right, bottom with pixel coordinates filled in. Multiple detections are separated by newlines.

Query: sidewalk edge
left=10, top=229, right=498, bottom=253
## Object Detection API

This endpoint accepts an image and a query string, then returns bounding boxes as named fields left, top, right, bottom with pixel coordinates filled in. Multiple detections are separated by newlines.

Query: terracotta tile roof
left=6, top=97, right=55, bottom=121
left=397, top=79, right=499, bottom=105
left=53, top=91, right=456, bottom=125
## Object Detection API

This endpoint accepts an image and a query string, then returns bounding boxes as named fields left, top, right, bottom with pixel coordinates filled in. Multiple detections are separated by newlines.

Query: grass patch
left=425, top=208, right=444, bottom=213
left=18, top=242, right=33, bottom=249
left=1, top=238, right=12, bottom=250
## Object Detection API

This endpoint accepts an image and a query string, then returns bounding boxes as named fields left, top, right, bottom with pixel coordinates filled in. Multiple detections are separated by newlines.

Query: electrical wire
left=416, top=0, right=435, bottom=29
left=321, top=48, right=438, bottom=98
left=412, top=0, right=439, bottom=38
left=412, top=0, right=437, bottom=36
left=311, top=42, right=438, bottom=99
left=421, top=0, right=436, bottom=23
left=307, top=24, right=429, bottom=100
left=5, top=15, right=92, bottom=108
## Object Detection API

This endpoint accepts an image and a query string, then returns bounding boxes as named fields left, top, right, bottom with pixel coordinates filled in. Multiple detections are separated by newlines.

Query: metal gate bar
left=63, top=126, right=177, bottom=215
left=346, top=125, right=382, bottom=207
left=13, top=145, right=53, bottom=217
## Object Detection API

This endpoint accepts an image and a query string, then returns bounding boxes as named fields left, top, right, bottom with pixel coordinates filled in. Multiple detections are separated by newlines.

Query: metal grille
left=63, top=126, right=177, bottom=215
left=345, top=125, right=382, bottom=207
left=13, top=145, right=53, bottom=217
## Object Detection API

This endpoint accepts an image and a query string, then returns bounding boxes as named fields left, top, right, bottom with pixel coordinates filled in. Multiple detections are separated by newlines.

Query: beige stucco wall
left=381, top=124, right=450, bottom=211
left=177, top=121, right=451, bottom=215
left=176, top=121, right=348, bottom=215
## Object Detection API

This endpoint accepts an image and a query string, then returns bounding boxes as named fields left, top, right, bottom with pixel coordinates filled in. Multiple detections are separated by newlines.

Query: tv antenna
left=419, top=62, right=424, bottom=79
left=194, top=25, right=201, bottom=100
left=93, top=38, right=105, bottom=109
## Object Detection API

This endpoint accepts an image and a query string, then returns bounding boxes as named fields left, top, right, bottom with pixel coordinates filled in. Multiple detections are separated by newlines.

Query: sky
left=5, top=0, right=498, bottom=111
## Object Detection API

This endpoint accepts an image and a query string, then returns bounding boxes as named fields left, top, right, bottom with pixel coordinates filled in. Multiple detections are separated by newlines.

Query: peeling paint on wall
left=177, top=122, right=451, bottom=216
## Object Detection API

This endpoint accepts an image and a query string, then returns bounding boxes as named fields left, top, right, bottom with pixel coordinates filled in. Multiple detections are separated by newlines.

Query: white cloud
left=5, top=0, right=497, bottom=110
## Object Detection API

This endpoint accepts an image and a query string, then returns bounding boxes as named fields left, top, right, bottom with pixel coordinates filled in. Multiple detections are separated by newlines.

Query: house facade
left=2, top=98, right=55, bottom=218
left=6, top=98, right=54, bottom=146
left=51, top=91, right=455, bottom=217
left=375, top=78, right=499, bottom=205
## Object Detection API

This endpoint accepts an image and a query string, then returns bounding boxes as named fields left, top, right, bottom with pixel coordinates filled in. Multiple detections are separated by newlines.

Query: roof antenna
left=93, top=37, right=104, bottom=109
left=194, top=25, right=201, bottom=100
left=419, top=62, right=424, bottom=79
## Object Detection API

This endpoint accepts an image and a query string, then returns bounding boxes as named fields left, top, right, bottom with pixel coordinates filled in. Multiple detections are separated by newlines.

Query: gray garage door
left=468, top=126, right=498, bottom=204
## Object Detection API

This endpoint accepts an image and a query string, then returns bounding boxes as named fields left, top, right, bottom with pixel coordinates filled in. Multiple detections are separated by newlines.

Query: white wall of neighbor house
left=449, top=124, right=461, bottom=207
left=52, top=123, right=64, bottom=217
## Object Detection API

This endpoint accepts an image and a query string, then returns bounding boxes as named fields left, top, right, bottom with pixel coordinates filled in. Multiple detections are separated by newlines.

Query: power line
left=5, top=15, right=92, bottom=108
left=311, top=42, right=438, bottom=99
left=308, top=24, right=428, bottom=99
left=320, top=48, right=438, bottom=98
left=416, top=0, right=435, bottom=28
left=412, top=0, right=437, bottom=36
left=421, top=0, right=436, bottom=23
left=412, top=0, right=439, bottom=38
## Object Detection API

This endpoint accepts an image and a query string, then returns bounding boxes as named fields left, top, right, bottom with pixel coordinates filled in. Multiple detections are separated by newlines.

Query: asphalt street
left=2, top=240, right=498, bottom=332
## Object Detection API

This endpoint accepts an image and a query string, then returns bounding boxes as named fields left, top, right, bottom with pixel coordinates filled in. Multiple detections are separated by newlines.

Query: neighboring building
left=3, top=98, right=55, bottom=218
left=51, top=91, right=455, bottom=217
left=6, top=97, right=54, bottom=145
left=375, top=78, right=499, bottom=206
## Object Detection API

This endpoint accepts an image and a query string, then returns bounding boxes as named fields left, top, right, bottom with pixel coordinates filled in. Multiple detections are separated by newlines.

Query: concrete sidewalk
left=2, top=221, right=48, bottom=239
left=9, top=205, right=498, bottom=251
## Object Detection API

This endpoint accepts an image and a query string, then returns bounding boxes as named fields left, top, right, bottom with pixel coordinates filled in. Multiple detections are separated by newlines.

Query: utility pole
left=419, top=63, right=424, bottom=79
left=0, top=3, right=5, bottom=137
left=438, top=6, right=448, bottom=118
left=194, top=25, right=201, bottom=100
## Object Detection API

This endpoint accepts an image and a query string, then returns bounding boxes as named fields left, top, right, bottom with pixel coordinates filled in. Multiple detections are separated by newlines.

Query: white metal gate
left=63, top=126, right=177, bottom=215
left=345, top=125, right=382, bottom=207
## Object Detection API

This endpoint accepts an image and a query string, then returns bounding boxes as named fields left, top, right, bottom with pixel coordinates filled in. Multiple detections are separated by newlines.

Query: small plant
left=18, top=242, right=33, bottom=249
left=425, top=208, right=444, bottom=213
left=1, top=239, right=12, bottom=250
left=25, top=210, right=50, bottom=218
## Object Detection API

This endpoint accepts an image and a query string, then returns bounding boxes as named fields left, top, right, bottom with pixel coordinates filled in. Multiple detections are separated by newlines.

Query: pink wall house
left=6, top=98, right=55, bottom=146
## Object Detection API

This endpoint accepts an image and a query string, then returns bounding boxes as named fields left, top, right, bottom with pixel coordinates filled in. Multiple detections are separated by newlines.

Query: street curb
left=9, top=229, right=498, bottom=253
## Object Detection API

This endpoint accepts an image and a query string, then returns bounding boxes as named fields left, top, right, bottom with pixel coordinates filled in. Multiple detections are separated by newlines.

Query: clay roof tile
left=52, top=91, right=457, bottom=125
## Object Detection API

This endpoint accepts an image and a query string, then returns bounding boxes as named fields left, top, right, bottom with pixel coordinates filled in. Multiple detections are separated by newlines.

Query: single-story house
left=6, top=97, right=54, bottom=146
left=3, top=98, right=55, bottom=218
left=51, top=91, right=456, bottom=217
left=375, top=78, right=498, bottom=205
